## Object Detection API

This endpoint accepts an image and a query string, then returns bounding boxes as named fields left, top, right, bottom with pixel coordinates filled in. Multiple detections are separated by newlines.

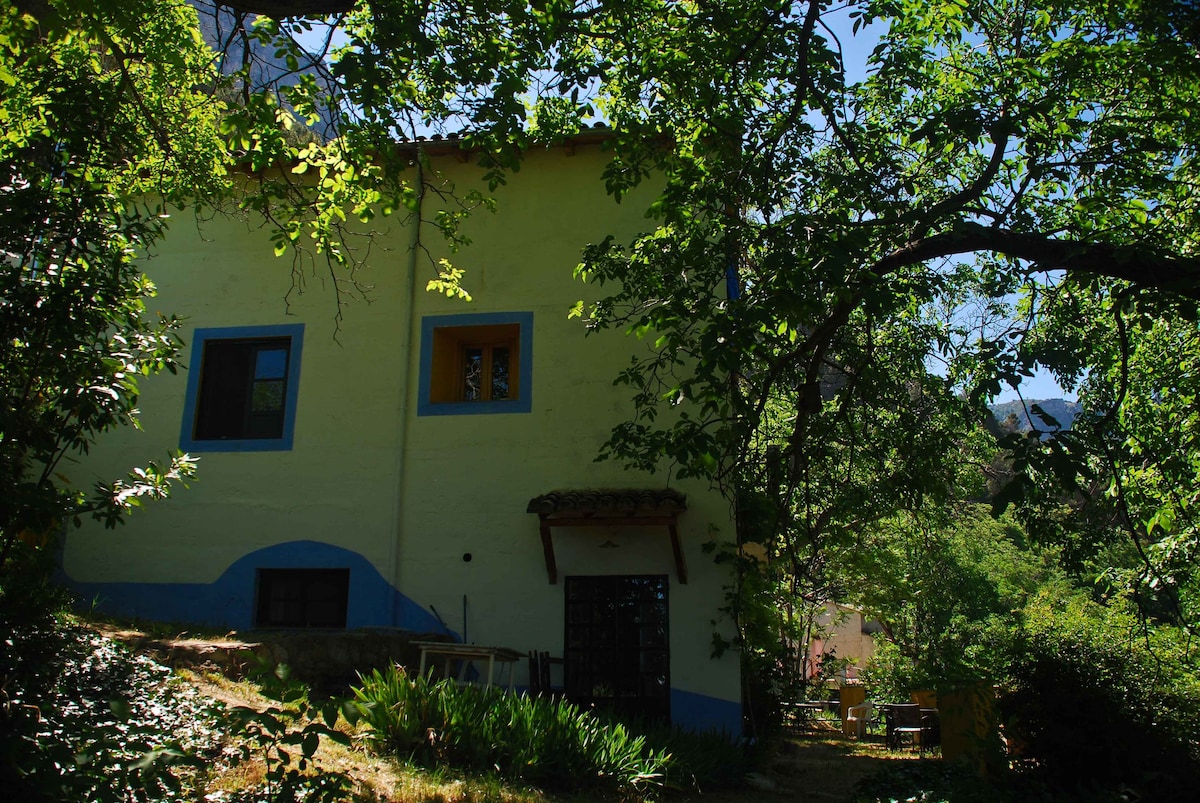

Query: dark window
left=255, top=569, right=350, bottom=629
left=180, top=324, right=304, bottom=452
left=193, top=338, right=292, bottom=441
left=564, top=575, right=670, bottom=722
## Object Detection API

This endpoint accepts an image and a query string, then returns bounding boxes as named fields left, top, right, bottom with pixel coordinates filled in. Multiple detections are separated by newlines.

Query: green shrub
left=0, top=615, right=217, bottom=801
left=999, top=593, right=1200, bottom=800
left=860, top=638, right=929, bottom=703
left=225, top=659, right=355, bottom=803
left=352, top=666, right=671, bottom=794
left=853, top=760, right=1012, bottom=803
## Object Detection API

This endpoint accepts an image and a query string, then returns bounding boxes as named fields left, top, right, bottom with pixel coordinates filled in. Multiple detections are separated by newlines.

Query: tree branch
left=876, top=223, right=1200, bottom=300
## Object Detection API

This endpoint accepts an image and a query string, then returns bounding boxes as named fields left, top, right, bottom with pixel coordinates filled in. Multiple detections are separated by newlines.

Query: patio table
left=412, top=641, right=522, bottom=689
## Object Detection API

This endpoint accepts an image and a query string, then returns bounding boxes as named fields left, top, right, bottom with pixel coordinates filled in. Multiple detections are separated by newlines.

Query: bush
left=998, top=593, right=1200, bottom=800
left=352, top=666, right=690, bottom=795
left=853, top=760, right=1011, bottom=803
left=860, top=638, right=928, bottom=704
left=1, top=563, right=219, bottom=801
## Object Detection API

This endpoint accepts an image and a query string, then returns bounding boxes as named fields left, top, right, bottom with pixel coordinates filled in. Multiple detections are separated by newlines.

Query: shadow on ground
left=761, top=728, right=933, bottom=802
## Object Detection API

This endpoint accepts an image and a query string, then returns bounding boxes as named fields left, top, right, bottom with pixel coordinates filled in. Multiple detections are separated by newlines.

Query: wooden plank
left=669, top=522, right=688, bottom=584
left=539, top=521, right=558, bottom=584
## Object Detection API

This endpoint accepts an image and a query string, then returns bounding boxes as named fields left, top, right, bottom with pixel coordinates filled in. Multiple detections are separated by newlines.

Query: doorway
left=564, top=575, right=670, bottom=722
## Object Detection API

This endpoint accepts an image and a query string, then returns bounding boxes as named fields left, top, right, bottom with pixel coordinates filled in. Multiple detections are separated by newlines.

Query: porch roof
left=525, top=488, right=687, bottom=517
left=526, top=488, right=688, bottom=585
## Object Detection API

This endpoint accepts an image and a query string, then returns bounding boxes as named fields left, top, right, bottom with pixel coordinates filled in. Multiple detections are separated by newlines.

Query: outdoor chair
left=919, top=708, right=941, bottom=756
left=526, top=650, right=564, bottom=697
left=845, top=701, right=879, bottom=739
left=885, top=703, right=923, bottom=751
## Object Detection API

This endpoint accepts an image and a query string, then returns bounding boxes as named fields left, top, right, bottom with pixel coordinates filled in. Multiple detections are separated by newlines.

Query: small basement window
left=255, top=568, right=349, bottom=629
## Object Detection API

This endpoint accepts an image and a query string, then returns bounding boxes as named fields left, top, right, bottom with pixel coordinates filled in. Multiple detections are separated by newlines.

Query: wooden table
left=784, top=700, right=831, bottom=731
left=412, top=641, right=523, bottom=689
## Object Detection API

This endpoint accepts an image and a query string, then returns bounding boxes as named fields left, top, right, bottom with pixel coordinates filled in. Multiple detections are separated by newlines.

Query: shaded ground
left=762, top=729, right=930, bottom=802
left=97, top=621, right=934, bottom=802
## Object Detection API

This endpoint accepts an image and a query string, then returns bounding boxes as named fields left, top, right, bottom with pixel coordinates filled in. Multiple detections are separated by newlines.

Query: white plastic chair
left=846, top=701, right=876, bottom=739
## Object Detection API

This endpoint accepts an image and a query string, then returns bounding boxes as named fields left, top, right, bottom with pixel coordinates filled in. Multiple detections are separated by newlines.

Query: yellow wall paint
left=63, top=142, right=739, bottom=706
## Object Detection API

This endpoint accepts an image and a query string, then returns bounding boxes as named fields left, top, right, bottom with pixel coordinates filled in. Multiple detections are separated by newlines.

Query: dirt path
left=717, top=729, right=931, bottom=803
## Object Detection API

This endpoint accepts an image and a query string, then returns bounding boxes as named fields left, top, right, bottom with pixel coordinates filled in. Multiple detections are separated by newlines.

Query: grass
left=177, top=666, right=564, bottom=803
left=9, top=608, right=969, bottom=803
left=763, top=730, right=931, bottom=801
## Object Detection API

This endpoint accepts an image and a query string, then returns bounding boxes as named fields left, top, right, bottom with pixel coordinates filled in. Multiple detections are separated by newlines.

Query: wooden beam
left=538, top=515, right=679, bottom=528
left=536, top=513, right=688, bottom=584
left=669, top=522, right=688, bottom=584
left=539, top=521, right=557, bottom=584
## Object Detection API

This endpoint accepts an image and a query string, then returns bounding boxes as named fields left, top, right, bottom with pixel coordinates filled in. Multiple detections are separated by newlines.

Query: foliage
left=352, top=665, right=680, bottom=795
left=844, top=504, right=1057, bottom=696
left=1, top=568, right=362, bottom=803
left=0, top=555, right=219, bottom=801
left=838, top=512, right=1200, bottom=798
left=998, top=592, right=1200, bottom=800
left=1002, top=298, right=1200, bottom=628
left=560, top=0, right=1200, bottom=658
left=0, top=0, right=227, bottom=571
left=209, top=657, right=356, bottom=803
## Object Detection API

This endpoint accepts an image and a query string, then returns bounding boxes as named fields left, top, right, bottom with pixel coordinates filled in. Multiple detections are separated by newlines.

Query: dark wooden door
left=564, top=575, right=670, bottom=722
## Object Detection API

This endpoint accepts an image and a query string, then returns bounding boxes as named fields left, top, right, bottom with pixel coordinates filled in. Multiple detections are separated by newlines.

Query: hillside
left=989, top=398, right=1082, bottom=434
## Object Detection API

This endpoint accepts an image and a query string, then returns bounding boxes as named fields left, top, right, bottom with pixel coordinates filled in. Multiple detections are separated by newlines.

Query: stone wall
left=121, top=627, right=453, bottom=690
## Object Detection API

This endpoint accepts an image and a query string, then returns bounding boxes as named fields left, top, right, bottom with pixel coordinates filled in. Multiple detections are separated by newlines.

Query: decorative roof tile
left=526, top=488, right=687, bottom=516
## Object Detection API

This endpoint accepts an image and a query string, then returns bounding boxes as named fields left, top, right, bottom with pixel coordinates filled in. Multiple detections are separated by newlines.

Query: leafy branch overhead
left=0, top=0, right=218, bottom=568
left=4, top=0, right=1199, bottom=642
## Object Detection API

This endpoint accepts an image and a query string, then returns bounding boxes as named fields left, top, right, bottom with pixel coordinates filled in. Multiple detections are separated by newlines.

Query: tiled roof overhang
left=526, top=488, right=687, bottom=516
left=526, top=488, right=688, bottom=585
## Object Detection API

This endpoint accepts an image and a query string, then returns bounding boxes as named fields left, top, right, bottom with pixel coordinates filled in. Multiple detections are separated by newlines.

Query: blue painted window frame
left=179, top=323, right=305, bottom=452
left=417, top=311, right=533, bottom=416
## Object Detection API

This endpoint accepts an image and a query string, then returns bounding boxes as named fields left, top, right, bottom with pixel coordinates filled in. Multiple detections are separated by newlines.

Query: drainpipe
left=388, top=157, right=425, bottom=627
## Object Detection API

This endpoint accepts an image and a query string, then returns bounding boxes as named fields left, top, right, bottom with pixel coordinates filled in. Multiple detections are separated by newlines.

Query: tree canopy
left=5, top=0, right=1200, bottom=630
left=0, top=0, right=225, bottom=567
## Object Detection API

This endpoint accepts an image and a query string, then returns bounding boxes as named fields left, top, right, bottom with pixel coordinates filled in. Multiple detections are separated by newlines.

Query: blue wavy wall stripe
left=670, top=688, right=743, bottom=735
left=60, top=539, right=742, bottom=732
left=59, top=539, right=453, bottom=637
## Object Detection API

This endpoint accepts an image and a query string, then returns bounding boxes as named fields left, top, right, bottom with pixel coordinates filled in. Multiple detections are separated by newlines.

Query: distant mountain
left=193, top=3, right=337, bottom=140
left=989, top=398, right=1082, bottom=435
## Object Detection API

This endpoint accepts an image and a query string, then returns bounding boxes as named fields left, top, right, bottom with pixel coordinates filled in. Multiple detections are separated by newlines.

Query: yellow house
left=59, top=134, right=742, bottom=732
